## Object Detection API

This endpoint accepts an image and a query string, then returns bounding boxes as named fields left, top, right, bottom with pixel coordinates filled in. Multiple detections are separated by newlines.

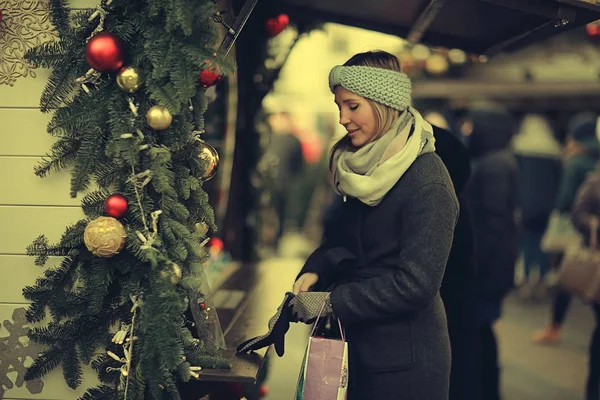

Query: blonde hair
left=329, top=51, right=403, bottom=170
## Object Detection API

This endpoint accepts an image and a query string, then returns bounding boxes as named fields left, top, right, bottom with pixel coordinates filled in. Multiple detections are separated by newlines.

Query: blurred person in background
left=570, top=154, right=600, bottom=400
left=464, top=106, right=518, bottom=400
left=534, top=113, right=600, bottom=344
left=263, top=111, right=305, bottom=246
left=512, top=114, right=562, bottom=300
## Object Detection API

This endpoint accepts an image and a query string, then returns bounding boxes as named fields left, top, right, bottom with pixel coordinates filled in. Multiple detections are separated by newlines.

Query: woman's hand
left=293, top=273, right=319, bottom=294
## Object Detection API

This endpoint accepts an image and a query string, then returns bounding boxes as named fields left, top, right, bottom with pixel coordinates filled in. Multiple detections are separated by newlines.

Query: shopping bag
left=557, top=217, right=600, bottom=302
left=295, top=303, right=349, bottom=400
left=541, top=211, right=583, bottom=253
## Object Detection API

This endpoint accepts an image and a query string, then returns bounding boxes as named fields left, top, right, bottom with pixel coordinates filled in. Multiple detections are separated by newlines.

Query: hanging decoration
left=160, top=263, right=183, bottom=285
left=265, top=13, right=289, bottom=37
left=84, top=216, right=127, bottom=258
left=105, top=194, right=129, bottom=218
left=146, top=106, right=173, bottom=130
left=116, top=66, right=143, bottom=93
left=195, top=139, right=220, bottom=181
left=199, top=60, right=223, bottom=88
left=85, top=32, right=126, bottom=73
left=196, top=222, right=209, bottom=235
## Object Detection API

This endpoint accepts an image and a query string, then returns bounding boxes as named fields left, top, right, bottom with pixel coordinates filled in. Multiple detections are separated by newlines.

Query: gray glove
left=290, top=292, right=332, bottom=324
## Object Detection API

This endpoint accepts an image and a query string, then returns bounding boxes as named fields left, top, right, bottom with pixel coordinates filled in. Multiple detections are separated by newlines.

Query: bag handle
left=590, top=216, right=599, bottom=249
left=310, top=295, right=346, bottom=342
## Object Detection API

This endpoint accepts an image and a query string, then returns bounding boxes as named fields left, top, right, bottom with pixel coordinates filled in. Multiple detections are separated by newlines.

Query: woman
left=290, top=50, right=457, bottom=399
left=534, top=114, right=600, bottom=343
left=570, top=166, right=600, bottom=400
left=512, top=114, right=562, bottom=297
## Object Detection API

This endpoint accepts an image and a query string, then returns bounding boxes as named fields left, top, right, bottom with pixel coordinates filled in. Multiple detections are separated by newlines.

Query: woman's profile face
left=334, top=86, right=378, bottom=148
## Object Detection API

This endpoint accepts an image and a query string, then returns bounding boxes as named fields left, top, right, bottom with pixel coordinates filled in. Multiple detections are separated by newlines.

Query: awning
left=281, top=0, right=600, bottom=55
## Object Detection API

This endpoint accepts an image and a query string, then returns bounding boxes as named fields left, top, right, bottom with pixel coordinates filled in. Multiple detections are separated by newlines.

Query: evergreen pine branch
left=147, top=81, right=182, bottom=112
left=25, top=346, right=65, bottom=381
left=27, top=235, right=50, bottom=266
left=78, top=334, right=106, bottom=364
left=63, top=346, right=83, bottom=389
left=91, top=354, right=121, bottom=384
left=24, top=41, right=66, bottom=69
left=48, top=89, right=107, bottom=137
left=81, top=190, right=112, bottom=219
left=78, top=385, right=119, bottom=400
left=95, top=160, right=122, bottom=187
left=149, top=147, right=178, bottom=197
left=169, top=47, right=196, bottom=101
left=163, top=200, right=190, bottom=222
left=168, top=242, right=188, bottom=263
left=127, top=363, right=146, bottom=400
left=34, top=137, right=81, bottom=178
left=70, top=127, right=109, bottom=197
left=25, top=302, right=47, bottom=324
left=40, top=66, right=78, bottom=112
left=160, top=117, right=194, bottom=153
left=107, top=91, right=135, bottom=139
left=49, top=0, right=71, bottom=37
left=146, top=38, right=172, bottom=81
left=191, top=90, right=208, bottom=129
left=48, top=291, right=88, bottom=322
left=28, top=324, right=65, bottom=346
left=189, top=187, right=216, bottom=232
left=59, top=220, right=88, bottom=248
left=166, top=0, right=195, bottom=36
left=80, top=259, right=112, bottom=314
left=174, top=166, right=195, bottom=200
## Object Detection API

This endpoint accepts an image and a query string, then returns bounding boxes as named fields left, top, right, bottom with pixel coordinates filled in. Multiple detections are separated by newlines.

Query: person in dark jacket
left=239, top=51, right=458, bottom=400
left=534, top=114, right=600, bottom=344
left=571, top=167, right=600, bottom=400
left=464, top=106, right=519, bottom=400
left=512, top=114, right=562, bottom=297
left=434, top=127, right=479, bottom=400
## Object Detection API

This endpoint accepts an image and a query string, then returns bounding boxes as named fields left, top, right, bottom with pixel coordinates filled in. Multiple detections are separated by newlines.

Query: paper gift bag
left=296, top=303, right=348, bottom=400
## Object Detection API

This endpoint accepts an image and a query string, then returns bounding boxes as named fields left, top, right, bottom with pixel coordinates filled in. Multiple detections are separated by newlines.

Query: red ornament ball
left=199, top=68, right=222, bottom=88
left=85, top=32, right=126, bottom=73
left=104, top=194, right=129, bottom=218
left=265, top=14, right=289, bottom=37
left=199, top=301, right=207, bottom=311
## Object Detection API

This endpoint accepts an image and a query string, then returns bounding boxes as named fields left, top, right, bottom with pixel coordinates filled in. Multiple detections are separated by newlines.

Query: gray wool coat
left=300, top=152, right=458, bottom=400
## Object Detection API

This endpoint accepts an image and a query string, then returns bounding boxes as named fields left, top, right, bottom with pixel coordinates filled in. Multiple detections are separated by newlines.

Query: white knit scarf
left=332, top=106, right=436, bottom=206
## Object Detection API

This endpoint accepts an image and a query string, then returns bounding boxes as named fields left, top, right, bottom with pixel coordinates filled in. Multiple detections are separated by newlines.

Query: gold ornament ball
left=116, top=66, right=143, bottom=93
left=146, top=106, right=173, bottom=131
left=196, top=139, right=220, bottom=181
left=84, top=216, right=127, bottom=258
left=161, top=263, right=183, bottom=285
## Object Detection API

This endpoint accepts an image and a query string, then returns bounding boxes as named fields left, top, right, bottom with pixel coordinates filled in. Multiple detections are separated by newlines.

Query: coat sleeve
left=329, top=183, right=458, bottom=325
left=296, top=196, right=358, bottom=291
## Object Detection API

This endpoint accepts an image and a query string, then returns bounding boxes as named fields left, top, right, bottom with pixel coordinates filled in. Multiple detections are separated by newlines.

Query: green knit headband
left=329, top=65, right=412, bottom=111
